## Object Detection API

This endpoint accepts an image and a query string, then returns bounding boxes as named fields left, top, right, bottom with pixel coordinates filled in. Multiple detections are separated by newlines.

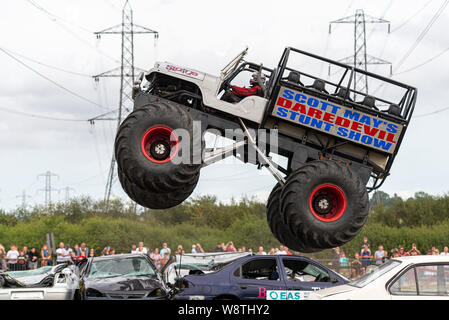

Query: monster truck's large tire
left=115, top=102, right=202, bottom=200
left=118, top=168, right=199, bottom=209
left=267, top=183, right=320, bottom=253
left=280, top=160, right=369, bottom=252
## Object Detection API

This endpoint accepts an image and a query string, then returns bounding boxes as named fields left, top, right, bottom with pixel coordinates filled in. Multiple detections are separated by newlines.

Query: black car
left=173, top=254, right=349, bottom=300
left=76, top=253, right=169, bottom=300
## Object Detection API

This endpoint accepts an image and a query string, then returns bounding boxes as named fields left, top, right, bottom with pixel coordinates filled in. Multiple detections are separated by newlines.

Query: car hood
left=85, top=275, right=163, bottom=292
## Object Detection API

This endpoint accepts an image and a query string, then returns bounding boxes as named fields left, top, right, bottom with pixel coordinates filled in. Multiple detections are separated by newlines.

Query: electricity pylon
left=92, top=0, right=158, bottom=211
left=329, top=9, right=391, bottom=100
left=16, top=190, right=32, bottom=209
left=37, top=171, right=59, bottom=206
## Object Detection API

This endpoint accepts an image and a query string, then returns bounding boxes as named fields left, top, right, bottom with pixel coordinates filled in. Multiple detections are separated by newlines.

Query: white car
left=308, top=255, right=449, bottom=300
left=0, top=264, right=79, bottom=300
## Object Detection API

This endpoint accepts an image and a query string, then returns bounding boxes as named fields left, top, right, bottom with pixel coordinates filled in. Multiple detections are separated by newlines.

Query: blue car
left=173, top=254, right=349, bottom=300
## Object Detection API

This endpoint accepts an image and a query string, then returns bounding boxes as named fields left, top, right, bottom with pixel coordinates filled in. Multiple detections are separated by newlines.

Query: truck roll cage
left=261, top=47, right=418, bottom=191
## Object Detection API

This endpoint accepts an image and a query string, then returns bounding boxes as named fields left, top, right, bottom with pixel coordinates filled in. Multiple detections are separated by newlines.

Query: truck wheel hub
left=141, top=126, right=179, bottom=163
left=309, top=184, right=347, bottom=222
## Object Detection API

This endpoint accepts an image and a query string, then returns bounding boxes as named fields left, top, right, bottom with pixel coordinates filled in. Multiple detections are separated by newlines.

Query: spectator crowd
left=1, top=236, right=448, bottom=277
left=331, top=236, right=449, bottom=279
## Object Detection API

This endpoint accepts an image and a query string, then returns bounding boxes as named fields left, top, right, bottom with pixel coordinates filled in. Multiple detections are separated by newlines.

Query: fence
left=315, top=258, right=385, bottom=280
left=1, top=257, right=61, bottom=272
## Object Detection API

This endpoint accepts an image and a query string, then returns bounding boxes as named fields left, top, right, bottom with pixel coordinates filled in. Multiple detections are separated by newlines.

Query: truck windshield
left=350, top=260, right=401, bottom=288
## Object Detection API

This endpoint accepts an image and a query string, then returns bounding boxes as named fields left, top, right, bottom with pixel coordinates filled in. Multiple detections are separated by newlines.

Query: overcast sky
left=0, top=0, right=448, bottom=210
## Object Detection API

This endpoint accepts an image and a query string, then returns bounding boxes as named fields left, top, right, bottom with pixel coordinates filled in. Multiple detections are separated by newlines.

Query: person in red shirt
left=222, top=72, right=266, bottom=103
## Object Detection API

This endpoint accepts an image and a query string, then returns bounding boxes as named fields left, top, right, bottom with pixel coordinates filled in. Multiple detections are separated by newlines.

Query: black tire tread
left=115, top=102, right=202, bottom=194
left=280, top=160, right=369, bottom=252
left=118, top=168, right=199, bottom=210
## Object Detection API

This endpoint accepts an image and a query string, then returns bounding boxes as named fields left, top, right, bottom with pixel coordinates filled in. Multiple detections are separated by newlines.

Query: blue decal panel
left=272, top=87, right=403, bottom=154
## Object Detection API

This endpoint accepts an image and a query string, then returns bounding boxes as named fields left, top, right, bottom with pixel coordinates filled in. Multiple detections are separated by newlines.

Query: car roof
left=392, top=255, right=449, bottom=264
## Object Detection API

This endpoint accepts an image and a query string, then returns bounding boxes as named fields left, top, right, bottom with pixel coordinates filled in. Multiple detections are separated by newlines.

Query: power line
left=391, top=0, right=434, bottom=33
left=25, top=0, right=93, bottom=33
left=1, top=46, right=92, bottom=77
left=394, top=0, right=448, bottom=72
left=372, top=1, right=449, bottom=94
left=0, top=47, right=110, bottom=111
left=393, top=44, right=449, bottom=75
left=0, top=105, right=90, bottom=122
left=24, top=0, right=120, bottom=64
left=414, top=106, right=449, bottom=118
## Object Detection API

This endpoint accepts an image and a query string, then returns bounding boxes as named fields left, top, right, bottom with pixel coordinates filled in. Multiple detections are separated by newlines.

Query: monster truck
left=115, top=47, right=417, bottom=253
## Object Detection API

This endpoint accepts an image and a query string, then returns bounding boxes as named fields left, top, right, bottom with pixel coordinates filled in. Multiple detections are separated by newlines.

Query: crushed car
left=76, top=253, right=169, bottom=300
left=163, top=252, right=252, bottom=286
left=0, top=263, right=79, bottom=300
left=170, top=253, right=349, bottom=300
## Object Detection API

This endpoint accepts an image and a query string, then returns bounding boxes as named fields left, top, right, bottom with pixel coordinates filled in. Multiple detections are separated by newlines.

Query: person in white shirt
left=257, top=246, right=267, bottom=255
left=130, top=244, right=139, bottom=254
left=6, top=245, right=19, bottom=270
left=56, top=242, right=67, bottom=264
left=440, top=246, right=449, bottom=256
left=276, top=245, right=287, bottom=255
left=137, top=241, right=148, bottom=254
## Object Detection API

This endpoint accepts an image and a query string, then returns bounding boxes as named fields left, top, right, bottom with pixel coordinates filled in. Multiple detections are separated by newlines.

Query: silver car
left=0, top=264, right=79, bottom=300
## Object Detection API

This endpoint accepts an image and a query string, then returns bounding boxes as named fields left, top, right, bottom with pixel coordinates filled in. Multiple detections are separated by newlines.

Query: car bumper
left=0, top=288, right=76, bottom=300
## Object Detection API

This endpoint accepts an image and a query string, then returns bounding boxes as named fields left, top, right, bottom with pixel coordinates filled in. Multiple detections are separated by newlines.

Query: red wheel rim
left=309, top=184, right=346, bottom=222
left=141, top=126, right=179, bottom=163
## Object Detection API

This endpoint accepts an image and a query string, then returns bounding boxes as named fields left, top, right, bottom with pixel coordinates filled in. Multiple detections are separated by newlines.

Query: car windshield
left=6, top=266, right=53, bottom=278
left=350, top=260, right=401, bottom=288
left=88, top=257, right=156, bottom=279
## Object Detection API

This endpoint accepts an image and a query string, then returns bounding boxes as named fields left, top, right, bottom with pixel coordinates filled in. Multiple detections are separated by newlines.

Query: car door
left=279, top=257, right=340, bottom=295
left=231, top=257, right=286, bottom=300
left=389, top=263, right=449, bottom=300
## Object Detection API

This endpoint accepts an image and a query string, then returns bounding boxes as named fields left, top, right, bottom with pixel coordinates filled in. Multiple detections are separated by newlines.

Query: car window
left=415, top=265, right=449, bottom=296
left=390, top=267, right=417, bottom=295
left=88, top=257, right=156, bottom=279
left=234, top=258, right=280, bottom=281
left=350, top=260, right=401, bottom=288
left=282, top=259, right=330, bottom=282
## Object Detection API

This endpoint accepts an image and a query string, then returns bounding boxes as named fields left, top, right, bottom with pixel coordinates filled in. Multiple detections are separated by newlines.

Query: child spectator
left=351, top=253, right=363, bottom=278
left=150, top=248, right=162, bottom=271
left=161, top=252, right=169, bottom=269
left=41, top=244, right=52, bottom=266
left=360, top=244, right=372, bottom=270
left=339, top=251, right=349, bottom=267
left=17, top=250, right=27, bottom=270
left=28, top=247, right=39, bottom=270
